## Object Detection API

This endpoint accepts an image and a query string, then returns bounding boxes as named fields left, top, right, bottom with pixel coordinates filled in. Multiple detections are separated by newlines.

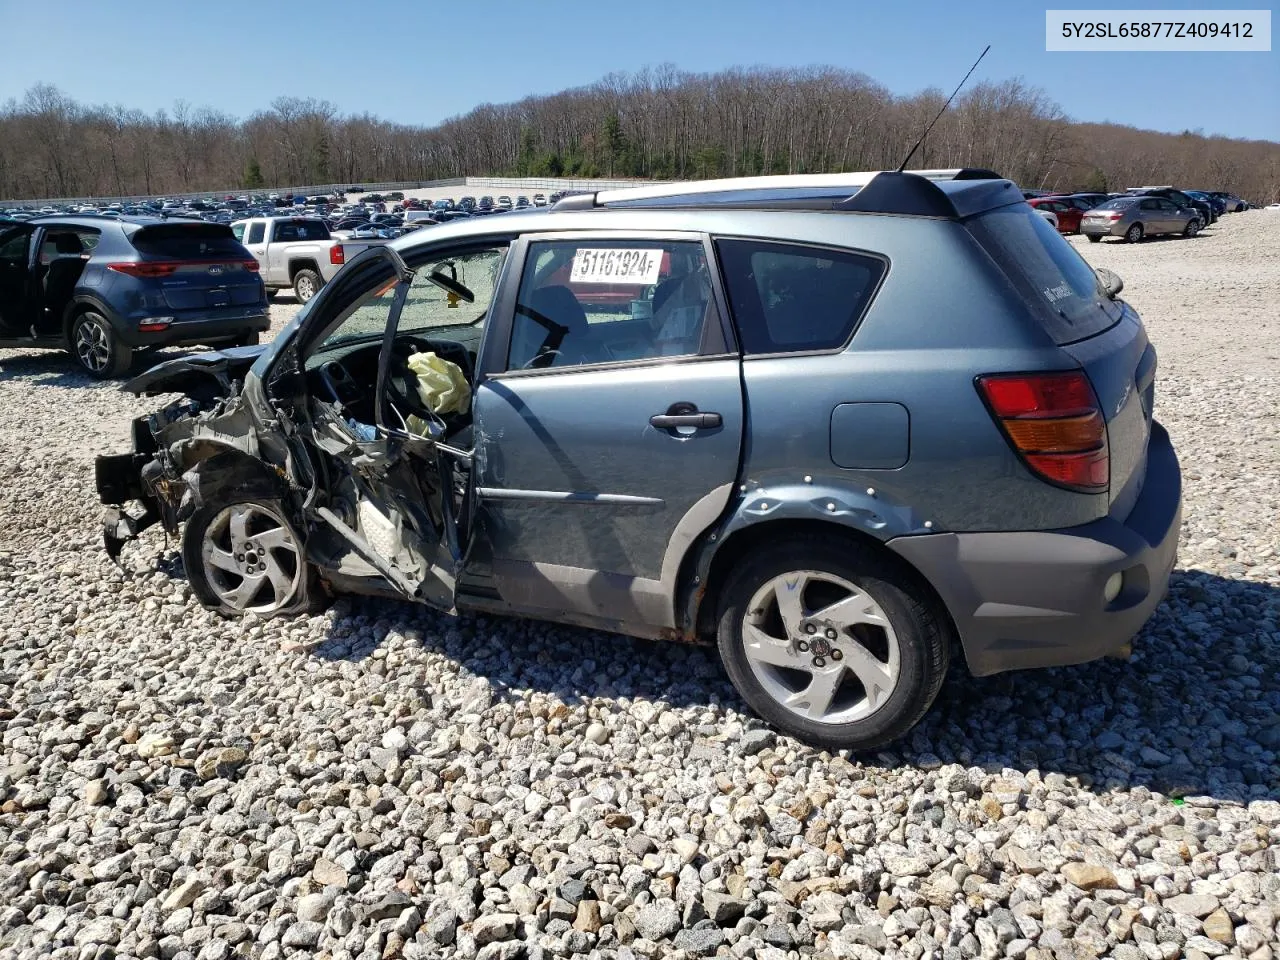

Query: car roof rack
left=550, top=168, right=1011, bottom=218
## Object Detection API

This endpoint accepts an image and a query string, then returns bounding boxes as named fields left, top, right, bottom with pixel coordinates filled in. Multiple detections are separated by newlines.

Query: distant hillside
left=2, top=66, right=1277, bottom=202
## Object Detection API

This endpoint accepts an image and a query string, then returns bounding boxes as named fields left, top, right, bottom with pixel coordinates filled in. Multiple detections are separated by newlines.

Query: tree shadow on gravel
left=309, top=568, right=1276, bottom=803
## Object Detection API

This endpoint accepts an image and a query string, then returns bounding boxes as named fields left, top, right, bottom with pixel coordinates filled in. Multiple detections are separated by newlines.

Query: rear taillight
left=977, top=371, right=1109, bottom=493
left=1105, top=212, right=1123, bottom=220
left=330, top=245, right=345, bottom=265
left=243, top=259, right=260, bottom=273
left=109, top=261, right=178, bottom=278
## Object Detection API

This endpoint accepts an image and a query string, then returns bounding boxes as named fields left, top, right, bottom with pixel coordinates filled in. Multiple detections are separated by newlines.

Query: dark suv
left=97, top=169, right=1181, bottom=750
left=0, top=215, right=268, bottom=378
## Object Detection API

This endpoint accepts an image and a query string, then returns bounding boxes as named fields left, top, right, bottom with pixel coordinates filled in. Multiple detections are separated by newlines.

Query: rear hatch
left=128, top=223, right=264, bottom=312
left=969, top=205, right=1155, bottom=516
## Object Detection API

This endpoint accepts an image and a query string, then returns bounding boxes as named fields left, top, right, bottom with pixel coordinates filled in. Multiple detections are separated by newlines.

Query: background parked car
left=1028, top=197, right=1085, bottom=233
left=1126, top=187, right=1215, bottom=226
left=0, top=215, right=267, bottom=377
left=1081, top=195, right=1201, bottom=242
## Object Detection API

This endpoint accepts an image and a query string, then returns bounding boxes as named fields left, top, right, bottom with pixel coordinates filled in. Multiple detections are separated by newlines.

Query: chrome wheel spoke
left=774, top=573, right=808, bottom=636
left=228, top=506, right=251, bottom=548
left=254, top=526, right=293, bottom=550
left=743, top=622, right=799, bottom=669
left=811, top=591, right=888, bottom=628
left=783, top=666, right=845, bottom=721
left=840, top=641, right=895, bottom=709
left=220, top=573, right=263, bottom=608
left=260, top=552, right=294, bottom=599
left=206, top=547, right=239, bottom=573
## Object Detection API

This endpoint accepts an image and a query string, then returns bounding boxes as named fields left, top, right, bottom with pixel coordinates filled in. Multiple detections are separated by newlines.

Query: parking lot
left=1, top=210, right=1278, bottom=958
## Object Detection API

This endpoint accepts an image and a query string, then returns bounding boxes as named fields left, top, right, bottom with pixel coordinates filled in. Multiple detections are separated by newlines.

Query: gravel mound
left=1, top=213, right=1277, bottom=960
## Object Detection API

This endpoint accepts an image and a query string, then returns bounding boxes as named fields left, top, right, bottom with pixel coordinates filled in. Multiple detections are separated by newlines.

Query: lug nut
left=825, top=628, right=837, bottom=640
left=804, top=623, right=817, bottom=634
left=797, top=640, right=809, bottom=652
left=813, top=656, right=825, bottom=668
left=831, top=649, right=843, bottom=661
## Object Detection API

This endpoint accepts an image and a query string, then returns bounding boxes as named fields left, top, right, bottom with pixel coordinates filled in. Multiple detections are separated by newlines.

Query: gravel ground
left=1, top=211, right=1277, bottom=960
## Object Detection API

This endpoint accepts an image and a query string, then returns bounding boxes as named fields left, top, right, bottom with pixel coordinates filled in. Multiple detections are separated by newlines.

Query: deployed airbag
left=407, top=351, right=470, bottom=415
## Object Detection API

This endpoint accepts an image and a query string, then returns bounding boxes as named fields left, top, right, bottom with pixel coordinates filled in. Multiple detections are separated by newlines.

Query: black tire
left=1087, top=234, right=1103, bottom=243
left=70, top=310, right=132, bottom=379
left=716, top=535, right=950, bottom=751
left=265, top=288, right=279, bottom=301
left=1125, top=223, right=1144, bottom=243
left=183, top=497, right=322, bottom=618
left=233, top=331, right=261, bottom=347
left=292, top=268, right=322, bottom=304
left=1183, top=219, right=1200, bottom=238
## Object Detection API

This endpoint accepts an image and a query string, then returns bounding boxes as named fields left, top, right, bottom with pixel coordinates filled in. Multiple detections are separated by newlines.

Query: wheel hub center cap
left=809, top=637, right=832, bottom=657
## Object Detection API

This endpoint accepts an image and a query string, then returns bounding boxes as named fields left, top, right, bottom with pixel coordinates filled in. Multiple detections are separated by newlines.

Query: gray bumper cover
left=889, top=421, right=1182, bottom=677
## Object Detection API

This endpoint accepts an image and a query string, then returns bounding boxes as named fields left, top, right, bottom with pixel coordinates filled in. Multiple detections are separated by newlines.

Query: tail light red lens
left=242, top=259, right=260, bottom=273
left=977, top=371, right=1109, bottom=493
left=330, top=245, right=345, bottom=265
left=109, top=261, right=179, bottom=278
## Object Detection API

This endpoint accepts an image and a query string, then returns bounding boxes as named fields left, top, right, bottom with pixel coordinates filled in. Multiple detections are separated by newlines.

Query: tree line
left=2, top=66, right=1278, bottom=203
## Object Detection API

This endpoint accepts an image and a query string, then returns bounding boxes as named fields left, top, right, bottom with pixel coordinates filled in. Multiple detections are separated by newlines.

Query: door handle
left=650, top=411, right=722, bottom=429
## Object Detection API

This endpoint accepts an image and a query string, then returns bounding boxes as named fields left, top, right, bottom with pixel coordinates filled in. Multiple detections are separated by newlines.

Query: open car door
left=0, top=224, right=37, bottom=337
left=289, top=244, right=502, bottom=613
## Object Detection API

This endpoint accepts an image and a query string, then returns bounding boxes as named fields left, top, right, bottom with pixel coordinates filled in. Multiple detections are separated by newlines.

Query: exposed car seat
left=42, top=234, right=88, bottom=319
left=649, top=271, right=712, bottom=355
left=510, top=285, right=591, bottom=367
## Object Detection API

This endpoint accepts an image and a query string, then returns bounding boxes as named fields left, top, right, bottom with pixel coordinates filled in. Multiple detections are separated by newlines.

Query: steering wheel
left=522, top=350, right=562, bottom=370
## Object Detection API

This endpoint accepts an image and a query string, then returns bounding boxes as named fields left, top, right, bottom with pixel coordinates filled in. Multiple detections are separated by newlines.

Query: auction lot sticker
left=1047, top=9, right=1271, bottom=50
left=570, top=249, right=663, bottom=285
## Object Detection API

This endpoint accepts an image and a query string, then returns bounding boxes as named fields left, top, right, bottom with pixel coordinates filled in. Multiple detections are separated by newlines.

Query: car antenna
left=895, top=44, right=991, bottom=173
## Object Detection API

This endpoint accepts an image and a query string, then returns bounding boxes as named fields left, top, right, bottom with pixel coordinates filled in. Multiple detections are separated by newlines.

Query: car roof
left=552, top=169, right=1019, bottom=219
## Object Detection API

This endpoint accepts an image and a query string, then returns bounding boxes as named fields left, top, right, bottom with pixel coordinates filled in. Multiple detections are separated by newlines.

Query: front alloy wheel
left=184, top=499, right=309, bottom=616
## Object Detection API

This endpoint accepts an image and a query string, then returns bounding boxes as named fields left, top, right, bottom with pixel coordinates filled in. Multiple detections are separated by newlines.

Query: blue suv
left=95, top=169, right=1181, bottom=749
left=0, top=215, right=268, bottom=378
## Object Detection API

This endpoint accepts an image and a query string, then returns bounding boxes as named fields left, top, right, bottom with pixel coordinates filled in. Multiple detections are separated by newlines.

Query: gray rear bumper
left=888, top=421, right=1181, bottom=677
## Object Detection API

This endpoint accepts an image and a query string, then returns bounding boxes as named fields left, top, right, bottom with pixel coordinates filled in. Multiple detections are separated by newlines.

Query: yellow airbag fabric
left=407, top=351, right=470, bottom=415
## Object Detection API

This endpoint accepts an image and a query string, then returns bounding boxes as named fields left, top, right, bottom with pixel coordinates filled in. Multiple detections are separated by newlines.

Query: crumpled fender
left=122, top=344, right=268, bottom=403
left=677, top=479, right=934, bottom=638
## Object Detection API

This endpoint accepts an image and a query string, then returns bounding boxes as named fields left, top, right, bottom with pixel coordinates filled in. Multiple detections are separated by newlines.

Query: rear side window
left=246, top=222, right=266, bottom=244
left=715, top=239, right=886, bottom=354
left=274, top=221, right=330, bottom=242
left=969, top=206, right=1120, bottom=345
left=131, top=224, right=243, bottom=259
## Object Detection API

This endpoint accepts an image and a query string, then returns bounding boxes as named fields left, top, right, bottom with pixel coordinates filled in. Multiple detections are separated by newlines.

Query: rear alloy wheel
left=1125, top=223, right=1144, bottom=243
left=183, top=498, right=313, bottom=617
left=1183, top=219, right=1201, bottom=238
left=71, top=310, right=132, bottom=379
left=292, top=268, right=322, bottom=303
left=717, top=537, right=949, bottom=750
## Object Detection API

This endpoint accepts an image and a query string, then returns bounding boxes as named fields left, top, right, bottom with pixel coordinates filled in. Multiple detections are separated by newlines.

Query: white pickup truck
left=231, top=216, right=386, bottom=303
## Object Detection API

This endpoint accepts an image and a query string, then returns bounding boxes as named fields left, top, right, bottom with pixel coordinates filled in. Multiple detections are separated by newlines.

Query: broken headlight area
left=95, top=390, right=293, bottom=562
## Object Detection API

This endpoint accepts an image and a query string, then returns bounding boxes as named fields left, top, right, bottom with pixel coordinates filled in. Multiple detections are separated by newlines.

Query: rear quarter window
left=714, top=239, right=886, bottom=354
left=968, top=206, right=1120, bottom=345
left=131, top=224, right=243, bottom=259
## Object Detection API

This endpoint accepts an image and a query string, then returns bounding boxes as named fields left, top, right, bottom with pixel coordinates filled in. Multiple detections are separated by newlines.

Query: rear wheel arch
left=288, top=258, right=321, bottom=281
left=688, top=519, right=957, bottom=646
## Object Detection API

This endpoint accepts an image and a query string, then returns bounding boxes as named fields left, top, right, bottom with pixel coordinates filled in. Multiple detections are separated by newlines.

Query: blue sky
left=0, top=0, right=1276, bottom=140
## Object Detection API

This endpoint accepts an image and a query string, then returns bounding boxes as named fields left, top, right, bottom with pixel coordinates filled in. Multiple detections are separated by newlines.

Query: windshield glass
left=310, top=247, right=508, bottom=360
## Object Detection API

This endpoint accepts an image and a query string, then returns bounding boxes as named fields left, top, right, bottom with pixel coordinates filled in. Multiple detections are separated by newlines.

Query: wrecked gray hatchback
left=97, top=172, right=1182, bottom=751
